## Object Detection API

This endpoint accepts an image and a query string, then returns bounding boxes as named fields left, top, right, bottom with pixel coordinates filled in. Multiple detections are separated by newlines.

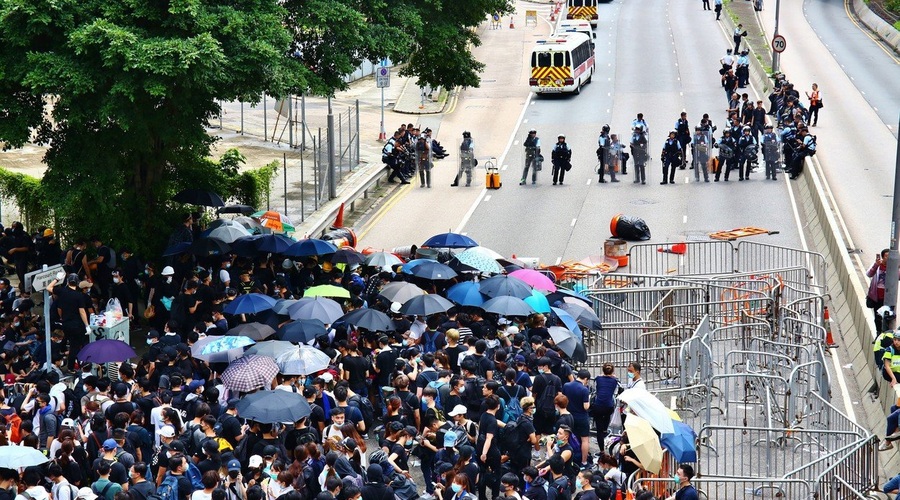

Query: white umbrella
left=0, top=445, right=49, bottom=468
left=245, top=340, right=297, bottom=358
left=619, top=388, right=676, bottom=435
left=208, top=224, right=251, bottom=244
left=276, top=345, right=332, bottom=375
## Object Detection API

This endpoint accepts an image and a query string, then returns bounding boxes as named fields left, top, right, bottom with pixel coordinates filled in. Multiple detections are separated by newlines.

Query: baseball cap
left=390, top=302, right=402, bottom=314
left=248, top=455, right=264, bottom=468
left=227, top=459, right=241, bottom=472
left=102, top=438, right=118, bottom=450
left=448, top=404, right=467, bottom=417
left=188, top=380, right=205, bottom=392
left=226, top=398, right=240, bottom=410
left=61, top=418, right=75, bottom=428
left=388, top=421, right=404, bottom=432
left=262, top=445, right=278, bottom=457
left=147, top=330, right=160, bottom=339
left=319, top=372, right=334, bottom=383
left=404, top=426, right=418, bottom=437
left=169, top=441, right=186, bottom=453
left=78, top=281, right=92, bottom=290
left=159, top=426, right=176, bottom=438
left=340, top=437, right=357, bottom=451
left=514, top=354, right=526, bottom=364
left=443, top=430, right=458, bottom=448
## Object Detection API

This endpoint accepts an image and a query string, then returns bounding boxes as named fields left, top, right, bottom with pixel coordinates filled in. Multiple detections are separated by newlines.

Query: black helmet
left=602, top=124, right=610, bottom=133
left=694, top=125, right=702, bottom=131
left=462, top=131, right=471, bottom=138
left=528, top=129, right=537, bottom=134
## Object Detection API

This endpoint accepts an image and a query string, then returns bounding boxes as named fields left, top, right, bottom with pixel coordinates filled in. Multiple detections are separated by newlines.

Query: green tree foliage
left=283, top=0, right=513, bottom=93
left=0, top=0, right=303, bottom=255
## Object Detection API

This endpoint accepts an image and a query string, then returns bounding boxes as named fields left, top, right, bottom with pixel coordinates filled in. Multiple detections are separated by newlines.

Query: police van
left=529, top=33, right=595, bottom=95
left=556, top=20, right=596, bottom=47
left=566, top=0, right=598, bottom=27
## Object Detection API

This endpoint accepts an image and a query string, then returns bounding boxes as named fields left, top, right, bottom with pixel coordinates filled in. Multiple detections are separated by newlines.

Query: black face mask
left=228, top=470, right=239, bottom=480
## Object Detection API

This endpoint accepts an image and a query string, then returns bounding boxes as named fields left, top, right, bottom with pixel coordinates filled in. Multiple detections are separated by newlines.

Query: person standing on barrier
left=665, top=464, right=699, bottom=500
left=868, top=249, right=890, bottom=335
left=522, top=130, right=542, bottom=186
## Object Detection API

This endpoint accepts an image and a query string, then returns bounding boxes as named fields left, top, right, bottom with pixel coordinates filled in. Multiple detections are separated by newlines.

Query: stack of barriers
left=565, top=240, right=879, bottom=499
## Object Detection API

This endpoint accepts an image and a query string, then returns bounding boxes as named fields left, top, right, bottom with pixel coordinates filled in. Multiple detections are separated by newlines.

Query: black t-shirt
left=558, top=413, right=574, bottom=431
left=375, top=349, right=399, bottom=386
left=512, top=416, right=536, bottom=465
left=284, top=426, right=320, bottom=453
left=574, top=491, right=599, bottom=500
left=175, top=474, right=193, bottom=500
left=217, top=413, right=242, bottom=447
left=389, top=443, right=409, bottom=472
left=341, top=355, right=370, bottom=390
left=129, top=481, right=156, bottom=500
left=445, top=344, right=467, bottom=374
left=106, top=400, right=137, bottom=422
left=477, top=413, right=499, bottom=455
left=470, top=354, right=494, bottom=378
left=56, top=287, right=84, bottom=328
left=307, top=402, right=326, bottom=432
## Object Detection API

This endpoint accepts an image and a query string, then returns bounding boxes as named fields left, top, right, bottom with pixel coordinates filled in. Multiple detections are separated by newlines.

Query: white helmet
left=161, top=266, right=175, bottom=276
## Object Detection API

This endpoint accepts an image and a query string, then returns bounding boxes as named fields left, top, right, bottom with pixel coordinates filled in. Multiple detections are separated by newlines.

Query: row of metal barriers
left=565, top=240, right=880, bottom=499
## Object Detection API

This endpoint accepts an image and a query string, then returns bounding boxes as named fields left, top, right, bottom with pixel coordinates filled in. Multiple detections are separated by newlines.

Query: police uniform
left=736, top=53, right=750, bottom=88
left=675, top=117, right=691, bottom=169
left=551, top=136, right=572, bottom=185
left=522, top=131, right=541, bottom=185
left=597, top=127, right=611, bottom=182
left=715, top=132, right=736, bottom=181
left=607, top=136, right=625, bottom=183
left=630, top=129, right=649, bottom=184
left=736, top=128, right=757, bottom=180
left=661, top=134, right=681, bottom=185
left=761, top=127, right=780, bottom=180
left=453, top=132, right=475, bottom=187
left=692, top=127, right=710, bottom=182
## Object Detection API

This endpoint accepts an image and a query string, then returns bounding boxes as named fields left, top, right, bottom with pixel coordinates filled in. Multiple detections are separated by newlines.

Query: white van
left=556, top=20, right=596, bottom=47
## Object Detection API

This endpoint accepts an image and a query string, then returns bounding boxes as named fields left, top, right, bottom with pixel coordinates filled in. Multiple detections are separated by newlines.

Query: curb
left=849, top=0, right=900, bottom=54
left=392, top=79, right=452, bottom=115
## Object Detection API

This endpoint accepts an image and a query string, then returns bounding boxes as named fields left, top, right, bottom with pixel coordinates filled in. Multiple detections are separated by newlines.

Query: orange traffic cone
left=614, top=489, right=623, bottom=500
left=510, top=16, right=515, bottom=28
left=824, top=306, right=838, bottom=347
left=658, top=242, right=687, bottom=255
left=550, top=9, right=555, bottom=21
left=625, top=490, right=634, bottom=500
left=332, top=202, right=345, bottom=229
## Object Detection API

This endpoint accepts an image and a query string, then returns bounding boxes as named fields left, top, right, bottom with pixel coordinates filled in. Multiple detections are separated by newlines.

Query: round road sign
left=379, top=68, right=389, bottom=77
left=772, top=34, right=786, bottom=53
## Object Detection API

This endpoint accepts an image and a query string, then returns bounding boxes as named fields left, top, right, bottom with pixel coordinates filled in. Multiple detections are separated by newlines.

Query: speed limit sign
left=772, top=34, right=787, bottom=53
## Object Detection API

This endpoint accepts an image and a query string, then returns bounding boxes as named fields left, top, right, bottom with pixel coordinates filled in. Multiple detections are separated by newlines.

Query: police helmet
left=602, top=124, right=610, bottom=133
left=764, top=125, right=774, bottom=130
left=723, top=129, right=731, bottom=135
left=669, top=130, right=677, bottom=136
left=694, top=125, right=702, bottom=131
left=462, top=131, right=471, bottom=138
left=528, top=129, right=537, bottom=134
left=727, top=49, right=733, bottom=54
left=742, top=126, right=751, bottom=132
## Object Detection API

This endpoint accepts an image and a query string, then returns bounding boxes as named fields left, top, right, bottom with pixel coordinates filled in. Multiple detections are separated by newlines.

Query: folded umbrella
left=76, top=339, right=136, bottom=364
left=660, top=420, right=698, bottom=463
left=173, top=188, right=225, bottom=207
left=223, top=293, right=277, bottom=315
left=192, top=335, right=251, bottom=363
left=409, top=261, right=457, bottom=281
left=618, top=388, right=676, bottom=435
left=422, top=232, right=479, bottom=249
left=304, top=285, right=351, bottom=299
left=276, top=345, right=332, bottom=375
left=623, top=415, right=664, bottom=474
left=287, top=297, right=344, bottom=323
left=379, top=282, right=425, bottom=304
left=446, top=281, right=487, bottom=307
left=482, top=296, right=535, bottom=317
left=0, top=445, right=49, bottom=468
left=479, top=275, right=533, bottom=299
left=364, top=251, right=403, bottom=270
left=234, top=390, right=312, bottom=424
left=510, top=269, right=557, bottom=292
left=524, top=289, right=551, bottom=314
left=226, top=322, right=276, bottom=341
left=207, top=225, right=251, bottom=244
left=221, top=355, right=280, bottom=393
left=245, top=340, right=297, bottom=358
left=338, top=308, right=393, bottom=332
left=277, top=319, right=327, bottom=343
left=400, top=294, right=455, bottom=316
left=284, top=239, right=338, bottom=257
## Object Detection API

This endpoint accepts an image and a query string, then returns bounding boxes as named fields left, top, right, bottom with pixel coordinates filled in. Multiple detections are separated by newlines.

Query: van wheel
left=586, top=69, right=593, bottom=84
left=574, top=79, right=581, bottom=94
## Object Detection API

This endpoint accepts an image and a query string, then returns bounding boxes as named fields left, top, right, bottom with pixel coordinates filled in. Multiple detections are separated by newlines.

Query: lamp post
left=883, top=114, right=900, bottom=331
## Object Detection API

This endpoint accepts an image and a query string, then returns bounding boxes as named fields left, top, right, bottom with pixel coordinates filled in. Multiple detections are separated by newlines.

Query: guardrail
left=297, top=165, right=390, bottom=238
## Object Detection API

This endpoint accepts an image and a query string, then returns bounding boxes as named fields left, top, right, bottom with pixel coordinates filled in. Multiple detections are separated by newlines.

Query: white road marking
left=513, top=141, right=519, bottom=146
left=530, top=101, right=535, bottom=106
left=874, top=107, right=878, bottom=112
left=683, top=215, right=688, bottom=224
left=502, top=165, right=508, bottom=171
left=523, top=119, right=529, bottom=123
left=585, top=178, right=591, bottom=185
left=484, top=195, right=491, bottom=202
left=555, top=257, right=562, bottom=265
left=571, top=218, right=577, bottom=227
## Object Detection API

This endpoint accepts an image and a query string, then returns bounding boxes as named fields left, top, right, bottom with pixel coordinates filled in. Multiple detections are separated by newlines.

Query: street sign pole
left=772, top=0, right=782, bottom=73
left=43, top=266, right=51, bottom=371
left=884, top=113, right=900, bottom=331
left=24, top=264, right=63, bottom=371
left=379, top=59, right=388, bottom=141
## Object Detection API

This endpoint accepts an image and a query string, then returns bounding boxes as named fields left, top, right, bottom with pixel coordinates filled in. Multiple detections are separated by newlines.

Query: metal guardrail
left=300, top=165, right=390, bottom=238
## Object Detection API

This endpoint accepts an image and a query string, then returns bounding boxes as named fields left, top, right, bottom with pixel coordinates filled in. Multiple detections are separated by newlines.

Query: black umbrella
left=173, top=189, right=225, bottom=207
left=190, top=237, right=231, bottom=256
left=399, top=294, right=455, bottom=316
left=234, top=390, right=312, bottom=424
left=479, top=275, right=533, bottom=299
left=217, top=204, right=256, bottom=215
left=338, top=308, right=393, bottom=332
left=276, top=319, right=327, bottom=343
left=481, top=295, right=536, bottom=316
left=409, top=261, right=458, bottom=281
left=331, top=249, right=365, bottom=265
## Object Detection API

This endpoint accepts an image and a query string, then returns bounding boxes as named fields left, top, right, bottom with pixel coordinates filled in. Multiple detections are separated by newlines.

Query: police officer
left=597, top=125, right=611, bottom=183
left=675, top=113, right=691, bottom=169
left=661, top=131, right=681, bottom=185
left=630, top=126, right=649, bottom=185
left=607, top=134, right=624, bottom=183
left=736, top=50, right=750, bottom=88
left=761, top=124, right=780, bottom=180
left=632, top=113, right=649, bottom=136
left=719, top=48, right=734, bottom=75
left=788, top=127, right=816, bottom=179
left=714, top=129, right=736, bottom=182
left=736, top=126, right=757, bottom=180
left=733, top=24, right=748, bottom=53
left=551, top=135, right=572, bottom=186
left=521, top=130, right=542, bottom=185
left=384, top=131, right=410, bottom=184
left=453, top=131, right=475, bottom=187
left=692, top=125, right=710, bottom=183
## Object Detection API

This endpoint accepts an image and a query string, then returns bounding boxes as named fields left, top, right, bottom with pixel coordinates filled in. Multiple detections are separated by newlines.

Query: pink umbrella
left=510, top=269, right=557, bottom=292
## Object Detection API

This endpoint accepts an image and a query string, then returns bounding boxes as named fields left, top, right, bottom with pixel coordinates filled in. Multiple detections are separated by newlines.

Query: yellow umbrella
left=668, top=408, right=682, bottom=422
left=624, top=415, right=664, bottom=474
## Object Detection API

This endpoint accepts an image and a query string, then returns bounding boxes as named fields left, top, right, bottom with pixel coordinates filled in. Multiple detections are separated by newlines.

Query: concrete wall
left=851, top=0, right=900, bottom=52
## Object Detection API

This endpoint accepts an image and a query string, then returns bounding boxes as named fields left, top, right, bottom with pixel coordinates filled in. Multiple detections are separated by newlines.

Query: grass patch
left=894, top=20, right=900, bottom=30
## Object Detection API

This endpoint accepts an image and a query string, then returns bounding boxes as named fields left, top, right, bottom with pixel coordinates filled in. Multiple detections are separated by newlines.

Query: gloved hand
left=85, top=325, right=92, bottom=335
left=56, top=271, right=65, bottom=281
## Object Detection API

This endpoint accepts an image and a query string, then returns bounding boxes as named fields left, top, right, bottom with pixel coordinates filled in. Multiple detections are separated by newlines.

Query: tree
left=0, top=0, right=304, bottom=255
left=282, top=0, right=513, bottom=94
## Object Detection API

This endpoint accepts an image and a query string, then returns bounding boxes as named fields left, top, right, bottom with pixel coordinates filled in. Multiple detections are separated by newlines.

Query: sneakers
left=879, top=441, right=893, bottom=451
left=520, top=179, right=526, bottom=185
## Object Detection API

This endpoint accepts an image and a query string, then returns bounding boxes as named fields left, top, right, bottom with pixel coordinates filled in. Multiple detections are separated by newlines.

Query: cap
left=161, top=266, right=175, bottom=276
left=443, top=430, right=458, bottom=447
left=77, top=487, right=99, bottom=500
left=227, top=459, right=241, bottom=472
left=507, top=325, right=520, bottom=335
left=188, top=380, right=205, bottom=392
left=262, top=445, right=278, bottom=457
left=102, top=438, right=118, bottom=450
left=390, top=302, right=402, bottom=314
left=67, top=273, right=79, bottom=286
left=61, top=418, right=75, bottom=428
left=43, top=229, right=54, bottom=237
left=147, top=330, right=160, bottom=339
left=388, top=421, right=404, bottom=432
left=176, top=343, right=190, bottom=354
left=248, top=455, right=264, bottom=468
left=514, top=354, right=526, bottom=364
left=227, top=398, right=240, bottom=410
left=169, top=440, right=186, bottom=453
left=340, top=437, right=357, bottom=451
left=319, top=372, right=334, bottom=383
left=448, top=404, right=468, bottom=417
left=159, top=425, right=176, bottom=438
left=404, top=425, right=418, bottom=437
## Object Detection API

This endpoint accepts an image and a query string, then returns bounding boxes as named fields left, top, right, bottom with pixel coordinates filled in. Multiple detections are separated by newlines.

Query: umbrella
left=364, top=251, right=403, bottom=269
left=162, top=242, right=191, bottom=257
left=199, top=336, right=256, bottom=356
left=226, top=322, right=277, bottom=341
left=379, top=282, right=425, bottom=304
left=409, top=261, right=457, bottom=281
left=234, top=390, right=312, bottom=424
left=223, top=293, right=277, bottom=315
left=482, top=296, right=535, bottom=317
left=230, top=235, right=265, bottom=257
left=217, top=204, right=256, bottom=215
left=447, top=256, right=480, bottom=274
left=422, top=232, right=479, bottom=249
left=285, top=239, right=338, bottom=257
left=272, top=299, right=299, bottom=315
left=191, top=335, right=250, bottom=363
left=401, top=259, right=433, bottom=273
left=479, top=275, right=533, bottom=299
left=510, top=269, right=557, bottom=292
left=619, top=388, right=676, bottom=435
left=221, top=355, right=280, bottom=392
left=254, top=210, right=295, bottom=233
left=560, top=303, right=602, bottom=330
left=190, top=237, right=231, bottom=257
left=524, top=289, right=551, bottom=314
left=332, top=249, right=365, bottom=265
left=245, top=340, right=297, bottom=358
left=288, top=297, right=344, bottom=323
left=455, top=247, right=505, bottom=274
left=173, top=188, right=225, bottom=207
left=277, top=319, right=327, bottom=343
left=234, top=216, right=269, bottom=234
left=400, top=294, right=455, bottom=316
left=254, top=309, right=282, bottom=330
left=0, top=445, right=49, bottom=468
left=624, top=415, right=665, bottom=474
left=338, top=308, right=393, bottom=332
left=207, top=224, right=251, bottom=244
left=76, top=339, right=136, bottom=364
left=660, top=420, right=698, bottom=463
left=550, top=307, right=582, bottom=338
left=276, top=345, right=332, bottom=375
left=205, top=219, right=246, bottom=231
left=304, top=285, right=351, bottom=299
left=446, top=281, right=487, bottom=307
left=548, top=326, right=586, bottom=363
left=256, top=234, right=295, bottom=254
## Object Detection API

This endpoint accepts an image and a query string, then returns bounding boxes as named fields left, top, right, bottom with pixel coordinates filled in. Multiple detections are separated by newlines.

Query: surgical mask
left=575, top=478, right=583, bottom=490
left=113, top=278, right=120, bottom=284
left=458, top=385, right=465, bottom=394
left=146, top=339, right=153, bottom=345
left=226, top=263, right=231, bottom=269
left=556, top=438, right=565, bottom=446
left=166, top=277, right=173, bottom=284
left=627, top=372, right=635, bottom=380
left=83, top=385, right=89, bottom=393
left=451, top=484, right=462, bottom=493
left=228, top=470, right=239, bottom=480
left=401, top=340, right=408, bottom=347
left=13, top=322, right=19, bottom=328
left=673, top=475, right=681, bottom=485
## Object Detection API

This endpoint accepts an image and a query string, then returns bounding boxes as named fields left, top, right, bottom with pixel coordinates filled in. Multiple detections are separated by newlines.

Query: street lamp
left=883, top=114, right=900, bottom=331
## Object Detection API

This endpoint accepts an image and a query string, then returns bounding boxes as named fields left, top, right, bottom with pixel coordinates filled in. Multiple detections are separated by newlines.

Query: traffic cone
left=658, top=242, right=687, bottom=255
left=614, top=489, right=623, bottom=500
left=824, top=306, right=838, bottom=347
left=332, top=202, right=345, bottom=229
left=550, top=9, right=555, bottom=21
left=625, top=490, right=634, bottom=500
left=510, top=16, right=515, bottom=28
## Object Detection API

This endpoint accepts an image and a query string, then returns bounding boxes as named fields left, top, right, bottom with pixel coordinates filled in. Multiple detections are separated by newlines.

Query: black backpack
left=497, top=416, right=523, bottom=455
left=347, top=394, right=375, bottom=433
left=536, top=374, right=559, bottom=412
left=464, top=376, right=486, bottom=414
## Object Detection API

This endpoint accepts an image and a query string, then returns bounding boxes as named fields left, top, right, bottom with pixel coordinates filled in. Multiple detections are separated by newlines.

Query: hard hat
left=161, top=266, right=175, bottom=276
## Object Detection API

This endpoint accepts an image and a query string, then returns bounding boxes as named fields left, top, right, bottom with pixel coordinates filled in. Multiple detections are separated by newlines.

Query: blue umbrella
left=272, top=299, right=299, bottom=315
left=551, top=307, right=581, bottom=339
left=409, top=261, right=458, bottom=281
left=231, top=234, right=266, bottom=257
left=546, top=288, right=592, bottom=306
left=162, top=242, right=191, bottom=257
left=482, top=296, right=535, bottom=317
left=256, top=234, right=295, bottom=254
left=446, top=282, right=487, bottom=307
left=524, top=290, right=551, bottom=314
left=400, top=259, right=433, bottom=273
left=422, top=232, right=479, bottom=249
left=199, top=336, right=256, bottom=356
left=224, top=293, right=277, bottom=315
left=660, top=421, right=698, bottom=463
left=284, top=239, right=338, bottom=257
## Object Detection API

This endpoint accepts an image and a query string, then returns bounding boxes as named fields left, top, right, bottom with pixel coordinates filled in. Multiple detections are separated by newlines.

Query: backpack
left=154, top=474, right=180, bottom=500
left=499, top=385, right=524, bottom=423
left=347, top=394, right=375, bottom=433
left=548, top=475, right=571, bottom=500
left=567, top=432, right=582, bottom=468
left=426, top=380, right=447, bottom=411
left=536, top=374, right=559, bottom=412
left=185, top=461, right=204, bottom=491
left=463, top=376, right=486, bottom=414
left=92, top=482, right=114, bottom=500
left=497, top=417, right=521, bottom=455
left=422, top=331, right=440, bottom=354
left=232, top=430, right=251, bottom=464
left=4, top=411, right=22, bottom=444
left=805, top=135, right=817, bottom=156
left=398, top=391, right=418, bottom=420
